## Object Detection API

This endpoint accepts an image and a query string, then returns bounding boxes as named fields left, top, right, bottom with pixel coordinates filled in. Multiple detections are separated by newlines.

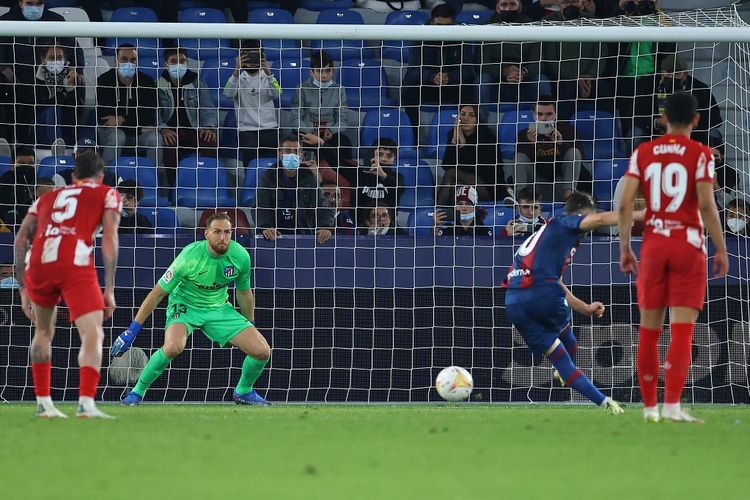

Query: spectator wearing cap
left=636, top=54, right=723, bottom=145
left=500, top=186, right=546, bottom=237
left=433, top=185, right=493, bottom=237
left=116, top=179, right=154, bottom=235
left=97, top=43, right=159, bottom=166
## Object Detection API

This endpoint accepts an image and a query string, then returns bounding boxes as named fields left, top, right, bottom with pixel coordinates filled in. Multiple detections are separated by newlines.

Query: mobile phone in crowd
left=534, top=121, right=555, bottom=136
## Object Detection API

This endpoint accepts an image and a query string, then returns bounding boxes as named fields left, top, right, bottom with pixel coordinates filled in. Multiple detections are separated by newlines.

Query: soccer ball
left=435, top=366, right=474, bottom=401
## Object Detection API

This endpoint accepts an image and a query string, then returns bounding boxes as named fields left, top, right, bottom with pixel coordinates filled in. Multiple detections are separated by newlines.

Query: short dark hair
left=163, top=46, right=187, bottom=61
left=73, top=150, right=104, bottom=180
left=205, top=211, right=232, bottom=229
left=536, top=97, right=557, bottom=111
left=665, top=91, right=697, bottom=126
left=516, top=186, right=541, bottom=203
left=310, top=51, right=334, bottom=69
left=564, top=191, right=595, bottom=215
left=14, top=145, right=35, bottom=160
left=372, top=137, right=398, bottom=152
left=117, top=179, right=143, bottom=200
left=279, top=134, right=300, bottom=146
left=727, top=198, right=746, bottom=212
left=117, top=43, right=136, bottom=54
left=430, top=3, right=456, bottom=20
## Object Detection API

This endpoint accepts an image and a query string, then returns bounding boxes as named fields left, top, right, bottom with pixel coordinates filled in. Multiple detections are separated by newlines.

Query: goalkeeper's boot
left=76, top=404, right=116, bottom=420
left=602, top=397, right=624, bottom=415
left=552, top=368, right=566, bottom=386
left=643, top=406, right=661, bottom=423
left=36, top=403, right=68, bottom=419
left=120, top=391, right=143, bottom=406
left=233, top=389, right=271, bottom=406
left=662, top=404, right=704, bottom=424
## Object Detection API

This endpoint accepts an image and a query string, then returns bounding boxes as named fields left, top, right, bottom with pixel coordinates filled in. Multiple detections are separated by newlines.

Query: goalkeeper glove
left=110, top=321, right=142, bottom=357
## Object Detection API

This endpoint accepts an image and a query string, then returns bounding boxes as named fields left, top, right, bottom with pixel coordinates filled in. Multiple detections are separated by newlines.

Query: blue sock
left=559, top=327, right=578, bottom=365
left=547, top=343, right=605, bottom=405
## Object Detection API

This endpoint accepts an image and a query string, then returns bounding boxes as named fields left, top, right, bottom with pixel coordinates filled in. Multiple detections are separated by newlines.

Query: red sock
left=79, top=366, right=100, bottom=399
left=32, top=362, right=51, bottom=397
left=665, top=323, right=694, bottom=404
left=637, top=326, right=661, bottom=408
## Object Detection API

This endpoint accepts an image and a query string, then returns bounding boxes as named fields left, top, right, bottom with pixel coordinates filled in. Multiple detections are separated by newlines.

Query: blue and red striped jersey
left=503, top=214, right=585, bottom=290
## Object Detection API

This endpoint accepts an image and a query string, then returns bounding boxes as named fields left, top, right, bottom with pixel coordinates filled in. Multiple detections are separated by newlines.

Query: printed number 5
left=51, top=188, right=82, bottom=223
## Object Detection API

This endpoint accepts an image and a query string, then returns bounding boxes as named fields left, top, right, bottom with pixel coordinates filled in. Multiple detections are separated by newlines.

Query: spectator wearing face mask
left=433, top=185, right=493, bottom=237
left=0, top=262, right=18, bottom=287
left=256, top=135, right=334, bottom=244
left=96, top=44, right=159, bottom=166
left=500, top=186, right=546, bottom=237
left=726, top=198, right=748, bottom=236
left=291, top=51, right=352, bottom=172
left=224, top=39, right=280, bottom=167
left=116, top=179, right=154, bottom=235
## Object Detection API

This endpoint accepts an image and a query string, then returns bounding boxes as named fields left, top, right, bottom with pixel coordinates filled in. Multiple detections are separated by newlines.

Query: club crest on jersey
left=224, top=266, right=235, bottom=278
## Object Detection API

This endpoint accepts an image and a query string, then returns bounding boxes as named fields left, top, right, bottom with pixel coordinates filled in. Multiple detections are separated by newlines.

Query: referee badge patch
left=224, top=266, right=235, bottom=278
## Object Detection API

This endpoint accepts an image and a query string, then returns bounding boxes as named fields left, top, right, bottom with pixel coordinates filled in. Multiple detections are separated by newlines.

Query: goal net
left=0, top=4, right=748, bottom=404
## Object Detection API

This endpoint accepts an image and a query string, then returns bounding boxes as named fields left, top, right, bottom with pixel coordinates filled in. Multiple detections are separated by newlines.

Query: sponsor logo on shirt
left=163, top=269, right=173, bottom=283
left=507, top=268, right=531, bottom=279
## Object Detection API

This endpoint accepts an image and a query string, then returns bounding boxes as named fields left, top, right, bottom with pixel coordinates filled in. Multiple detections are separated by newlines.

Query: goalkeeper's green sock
left=132, top=348, right=173, bottom=397
left=235, top=355, right=268, bottom=394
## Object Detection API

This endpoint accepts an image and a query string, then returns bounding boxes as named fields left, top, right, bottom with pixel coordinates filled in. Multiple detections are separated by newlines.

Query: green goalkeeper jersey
left=157, top=240, right=252, bottom=308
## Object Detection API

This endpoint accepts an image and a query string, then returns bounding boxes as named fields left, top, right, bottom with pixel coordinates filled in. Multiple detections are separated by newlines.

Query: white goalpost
left=0, top=4, right=748, bottom=404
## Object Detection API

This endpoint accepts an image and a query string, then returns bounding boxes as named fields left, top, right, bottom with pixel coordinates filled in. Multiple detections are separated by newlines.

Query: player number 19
left=644, top=162, right=687, bottom=213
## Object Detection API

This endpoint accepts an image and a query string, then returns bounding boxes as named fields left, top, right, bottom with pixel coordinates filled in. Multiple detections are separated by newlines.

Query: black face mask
left=637, top=1, right=656, bottom=15
left=497, top=10, right=519, bottom=22
left=15, top=163, right=35, bottom=178
left=562, top=6, right=581, bottom=20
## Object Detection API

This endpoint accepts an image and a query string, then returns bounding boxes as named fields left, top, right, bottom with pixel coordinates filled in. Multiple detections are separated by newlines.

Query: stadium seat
left=397, top=160, right=435, bottom=208
left=456, top=10, right=494, bottom=25
left=338, top=59, right=395, bottom=111
left=0, top=156, right=11, bottom=177
left=275, top=56, right=311, bottom=109
left=382, top=10, right=429, bottom=64
left=360, top=107, right=415, bottom=150
left=497, top=109, right=535, bottom=161
left=178, top=8, right=231, bottom=61
left=106, top=7, right=160, bottom=58
left=310, top=9, right=367, bottom=61
left=45, top=0, right=80, bottom=7
left=573, top=111, right=624, bottom=161
left=491, top=205, right=516, bottom=236
left=240, top=157, right=277, bottom=206
left=174, top=156, right=234, bottom=208
left=407, top=206, right=437, bottom=236
left=422, top=108, right=459, bottom=160
left=138, top=207, right=178, bottom=230
left=37, top=156, right=75, bottom=180
left=137, top=56, right=162, bottom=82
left=592, top=158, right=629, bottom=208
left=109, top=156, right=168, bottom=207
left=219, top=110, right=239, bottom=160
left=201, top=59, right=236, bottom=110
left=247, top=8, right=301, bottom=62
left=303, top=0, right=353, bottom=11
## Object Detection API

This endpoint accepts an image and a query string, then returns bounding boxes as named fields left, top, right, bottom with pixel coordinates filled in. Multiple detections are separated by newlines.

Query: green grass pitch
left=0, top=403, right=747, bottom=500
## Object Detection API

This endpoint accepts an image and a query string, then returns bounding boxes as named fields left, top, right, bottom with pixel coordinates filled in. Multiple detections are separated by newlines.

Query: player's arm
left=559, top=279, right=605, bottom=318
left=578, top=207, right=644, bottom=232
left=13, top=213, right=37, bottom=321
left=101, top=209, right=120, bottom=320
left=236, top=288, right=255, bottom=324
left=697, top=179, right=729, bottom=277
left=110, top=283, right=168, bottom=357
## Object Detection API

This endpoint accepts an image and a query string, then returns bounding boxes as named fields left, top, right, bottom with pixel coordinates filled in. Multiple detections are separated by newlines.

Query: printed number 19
left=644, top=162, right=687, bottom=213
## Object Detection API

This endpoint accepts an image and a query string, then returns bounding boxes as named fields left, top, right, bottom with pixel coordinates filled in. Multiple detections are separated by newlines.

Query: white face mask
left=312, top=77, right=334, bottom=88
left=727, top=217, right=746, bottom=234
left=45, top=60, right=66, bottom=75
left=368, top=226, right=390, bottom=236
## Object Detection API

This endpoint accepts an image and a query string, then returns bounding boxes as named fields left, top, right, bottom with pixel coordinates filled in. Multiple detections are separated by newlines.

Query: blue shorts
left=505, top=287, right=572, bottom=355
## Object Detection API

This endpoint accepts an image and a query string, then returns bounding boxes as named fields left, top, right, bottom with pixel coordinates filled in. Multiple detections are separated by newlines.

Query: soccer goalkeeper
left=110, top=212, right=271, bottom=405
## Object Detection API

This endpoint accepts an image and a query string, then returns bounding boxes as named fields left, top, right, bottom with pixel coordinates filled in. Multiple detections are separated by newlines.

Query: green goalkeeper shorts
left=164, top=299, right=253, bottom=347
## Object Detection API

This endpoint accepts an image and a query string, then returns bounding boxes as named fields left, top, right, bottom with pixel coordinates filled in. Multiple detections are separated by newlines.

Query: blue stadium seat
left=37, top=156, right=75, bottom=180
left=407, top=206, right=437, bottom=236
left=338, top=59, right=395, bottom=111
left=0, top=156, right=11, bottom=177
left=303, top=0, right=352, bottom=11
left=138, top=207, right=178, bottom=230
left=109, top=156, right=168, bottom=207
left=592, top=158, right=629, bottom=208
left=360, top=107, right=415, bottom=149
left=491, top=205, right=516, bottom=236
left=219, top=110, right=239, bottom=160
left=573, top=111, right=624, bottom=161
left=397, top=160, right=435, bottom=208
left=174, top=156, right=234, bottom=208
left=310, top=9, right=367, bottom=61
left=178, top=8, right=231, bottom=61
left=201, top=58, right=236, bottom=110
left=240, top=157, right=277, bottom=206
left=456, top=10, right=493, bottom=25
left=106, top=8, right=160, bottom=58
left=247, top=9, right=301, bottom=62
left=422, top=107, right=459, bottom=160
left=275, top=56, right=310, bottom=109
left=497, top=109, right=535, bottom=161
left=44, top=0, right=80, bottom=7
left=382, top=10, right=429, bottom=64
left=137, top=56, right=161, bottom=82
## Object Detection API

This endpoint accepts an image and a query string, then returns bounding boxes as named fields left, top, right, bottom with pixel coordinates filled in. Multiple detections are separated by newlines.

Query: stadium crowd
left=0, top=0, right=738, bottom=240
